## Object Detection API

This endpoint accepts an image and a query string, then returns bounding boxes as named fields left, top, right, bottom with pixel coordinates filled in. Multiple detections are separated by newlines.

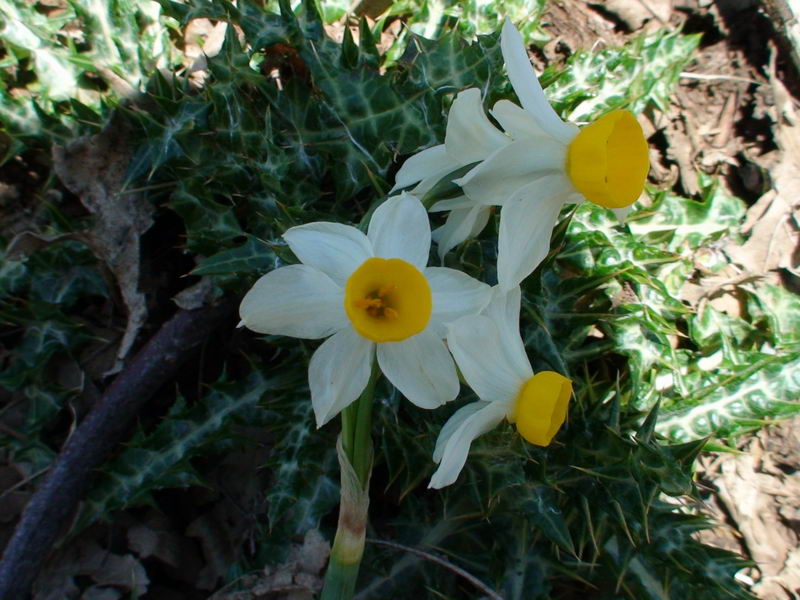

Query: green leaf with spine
left=261, top=365, right=339, bottom=535
left=365, top=393, right=753, bottom=599
left=543, top=28, right=701, bottom=119
left=0, top=0, right=179, bottom=156
left=74, top=369, right=277, bottom=532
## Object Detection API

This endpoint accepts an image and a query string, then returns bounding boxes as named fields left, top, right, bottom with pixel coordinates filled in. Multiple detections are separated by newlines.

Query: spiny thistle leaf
left=191, top=235, right=278, bottom=277
left=0, top=0, right=178, bottom=151
left=544, top=29, right=702, bottom=119
left=657, top=352, right=800, bottom=441
left=263, top=373, right=339, bottom=534
left=74, top=370, right=276, bottom=532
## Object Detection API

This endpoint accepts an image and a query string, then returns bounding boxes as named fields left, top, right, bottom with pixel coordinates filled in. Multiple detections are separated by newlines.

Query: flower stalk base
left=320, top=368, right=377, bottom=600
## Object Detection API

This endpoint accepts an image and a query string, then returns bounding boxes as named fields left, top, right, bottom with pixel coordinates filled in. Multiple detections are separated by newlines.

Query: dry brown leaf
left=184, top=18, right=229, bottom=86
left=603, top=0, right=671, bottom=31
left=210, top=529, right=329, bottom=600
left=172, top=277, right=216, bottom=311
left=5, top=231, right=72, bottom=259
left=725, top=189, right=799, bottom=275
left=127, top=524, right=160, bottom=560
left=52, top=118, right=153, bottom=373
left=34, top=539, right=150, bottom=599
left=187, top=503, right=246, bottom=590
left=127, top=510, right=193, bottom=570
left=91, top=552, right=149, bottom=595
left=80, top=587, right=121, bottom=600
left=723, top=53, right=800, bottom=280
left=703, top=422, right=800, bottom=600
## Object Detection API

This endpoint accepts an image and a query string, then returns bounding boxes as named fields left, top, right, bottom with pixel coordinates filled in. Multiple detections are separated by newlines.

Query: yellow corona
left=566, top=110, right=649, bottom=209
left=344, top=257, right=433, bottom=343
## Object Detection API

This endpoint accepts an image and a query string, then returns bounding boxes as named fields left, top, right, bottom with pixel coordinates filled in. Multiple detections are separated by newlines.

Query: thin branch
left=679, top=72, right=762, bottom=85
left=365, top=538, right=505, bottom=600
left=0, top=467, right=50, bottom=503
left=0, top=300, right=236, bottom=599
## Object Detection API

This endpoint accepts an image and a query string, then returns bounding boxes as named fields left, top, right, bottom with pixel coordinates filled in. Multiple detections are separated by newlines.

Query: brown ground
left=541, top=1, right=800, bottom=597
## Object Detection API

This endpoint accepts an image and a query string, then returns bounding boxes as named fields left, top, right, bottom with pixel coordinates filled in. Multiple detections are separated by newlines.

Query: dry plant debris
left=52, top=118, right=154, bottom=372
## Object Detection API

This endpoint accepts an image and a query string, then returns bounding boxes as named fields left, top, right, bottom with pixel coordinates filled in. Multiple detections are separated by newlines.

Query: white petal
left=391, top=144, right=455, bottom=193
left=564, top=190, right=585, bottom=205
left=432, top=401, right=490, bottom=463
left=309, top=328, right=374, bottom=427
left=426, top=267, right=492, bottom=336
left=467, top=206, right=492, bottom=237
left=368, top=193, right=431, bottom=270
left=447, top=314, right=529, bottom=404
left=239, top=264, right=347, bottom=339
left=432, top=206, right=491, bottom=261
left=428, top=401, right=507, bottom=488
left=456, top=137, right=567, bottom=207
left=283, top=222, right=372, bottom=285
left=491, top=99, right=550, bottom=139
left=444, top=88, right=509, bottom=164
left=496, top=178, right=569, bottom=290
left=429, top=196, right=476, bottom=212
left=483, top=286, right=532, bottom=380
left=377, top=328, right=459, bottom=409
left=612, top=204, right=635, bottom=221
left=500, top=19, right=577, bottom=144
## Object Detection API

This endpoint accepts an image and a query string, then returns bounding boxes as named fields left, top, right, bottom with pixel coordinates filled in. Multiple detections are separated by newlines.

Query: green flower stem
left=419, top=161, right=479, bottom=208
left=351, top=366, right=378, bottom=485
left=321, top=363, right=379, bottom=600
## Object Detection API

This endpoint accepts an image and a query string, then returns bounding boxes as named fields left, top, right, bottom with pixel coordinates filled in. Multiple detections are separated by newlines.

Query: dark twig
left=0, top=300, right=236, bottom=599
left=365, top=538, right=505, bottom=600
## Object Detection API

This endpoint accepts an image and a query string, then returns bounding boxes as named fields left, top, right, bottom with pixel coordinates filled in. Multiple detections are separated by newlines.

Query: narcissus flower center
left=344, top=257, right=432, bottom=343
left=509, top=371, right=572, bottom=446
left=566, top=110, right=649, bottom=209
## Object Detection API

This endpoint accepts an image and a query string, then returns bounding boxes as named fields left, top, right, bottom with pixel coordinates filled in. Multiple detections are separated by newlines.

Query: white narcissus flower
left=391, top=88, right=510, bottom=261
left=429, top=287, right=572, bottom=489
left=394, top=19, right=649, bottom=290
left=239, top=193, right=492, bottom=428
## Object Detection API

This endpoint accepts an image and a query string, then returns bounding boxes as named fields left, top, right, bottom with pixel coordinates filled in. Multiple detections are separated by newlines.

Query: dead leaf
left=698, top=421, right=800, bottom=600
left=722, top=54, right=800, bottom=279
left=187, top=503, right=246, bottom=590
left=603, top=0, right=658, bottom=31
left=91, top=552, right=149, bottom=596
left=293, top=529, right=329, bottom=576
left=209, top=529, right=329, bottom=600
left=52, top=117, right=154, bottom=373
left=184, top=19, right=231, bottom=86
left=127, top=510, right=194, bottom=570
left=5, top=231, right=71, bottom=260
left=172, top=277, right=216, bottom=311
left=34, top=539, right=149, bottom=599
left=725, top=190, right=799, bottom=275
left=80, top=586, right=121, bottom=600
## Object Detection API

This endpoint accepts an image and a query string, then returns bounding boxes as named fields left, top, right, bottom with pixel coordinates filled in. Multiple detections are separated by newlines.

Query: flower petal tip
left=501, top=17, right=517, bottom=38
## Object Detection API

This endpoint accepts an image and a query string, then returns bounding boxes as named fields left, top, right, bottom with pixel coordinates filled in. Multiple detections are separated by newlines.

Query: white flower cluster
left=239, top=20, right=648, bottom=488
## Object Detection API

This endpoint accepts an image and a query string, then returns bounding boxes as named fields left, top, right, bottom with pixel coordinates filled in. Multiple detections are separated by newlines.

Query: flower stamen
left=354, top=292, right=400, bottom=320
left=377, top=285, right=396, bottom=298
